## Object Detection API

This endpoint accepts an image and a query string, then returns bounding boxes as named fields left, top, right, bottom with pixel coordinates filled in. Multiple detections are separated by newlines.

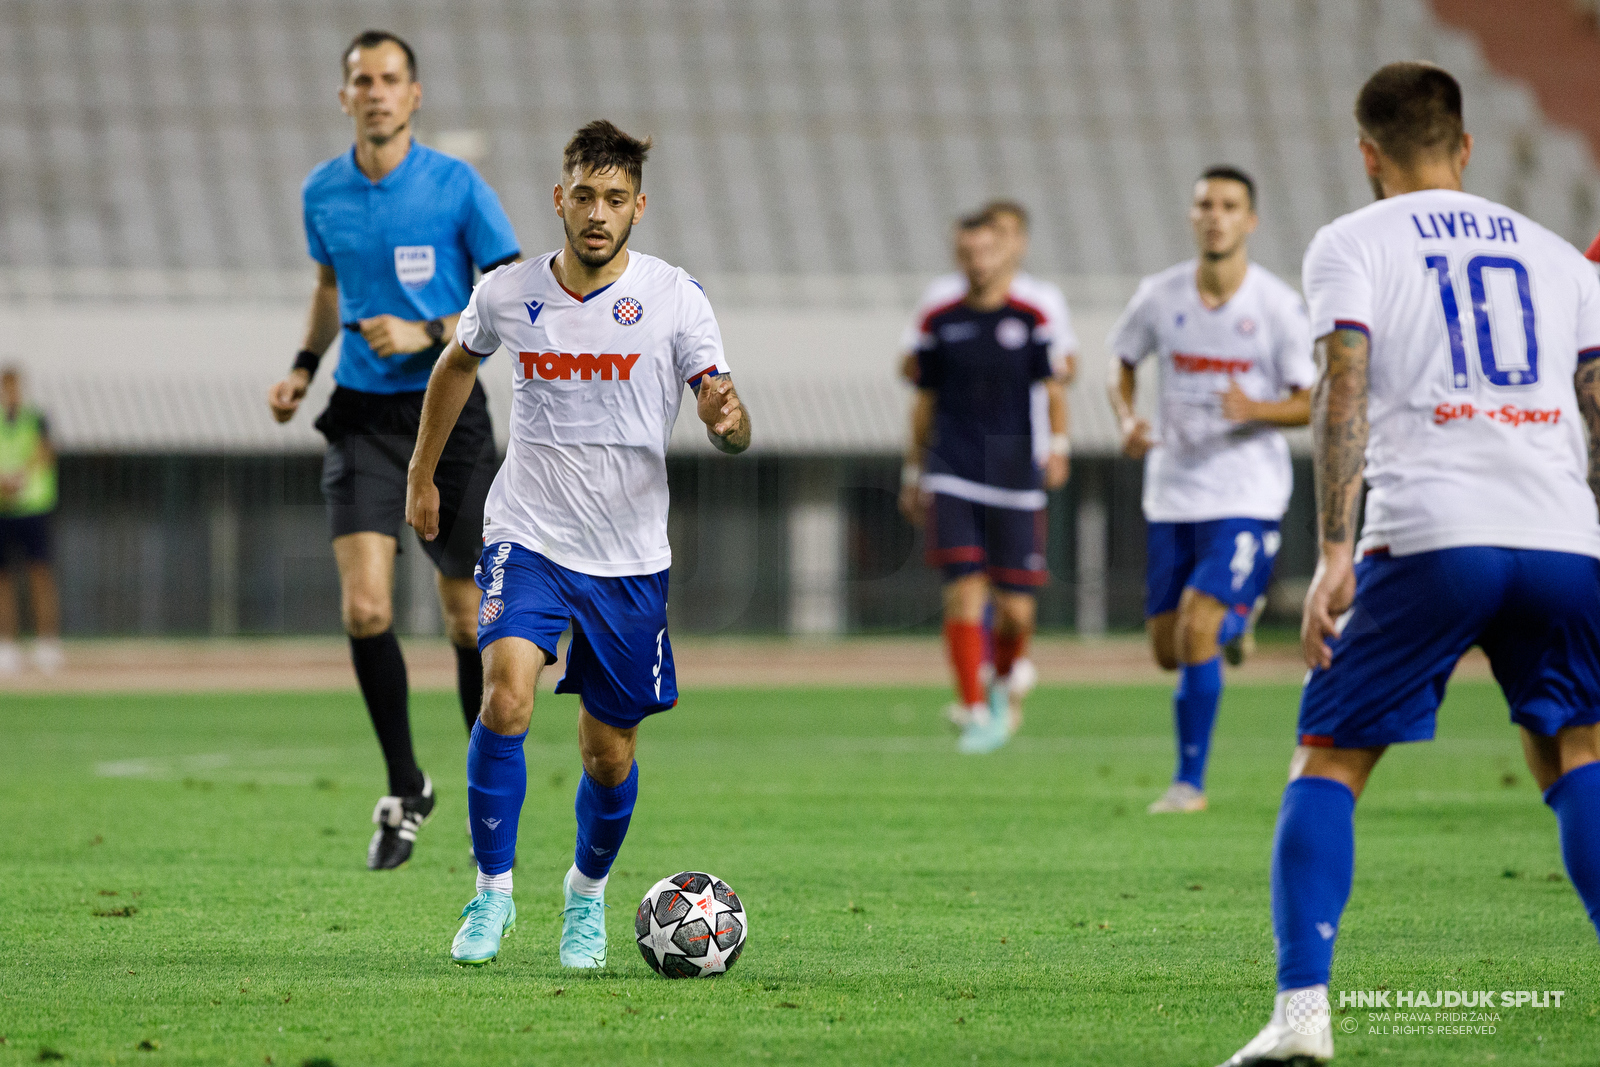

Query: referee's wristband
left=292, top=349, right=321, bottom=378
left=1049, top=433, right=1071, bottom=458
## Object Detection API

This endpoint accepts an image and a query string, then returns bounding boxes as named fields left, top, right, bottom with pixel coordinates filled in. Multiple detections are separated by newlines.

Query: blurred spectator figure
left=0, top=366, right=62, bottom=674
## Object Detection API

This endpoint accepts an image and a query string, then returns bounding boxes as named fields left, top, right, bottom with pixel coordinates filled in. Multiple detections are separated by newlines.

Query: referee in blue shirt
left=268, top=30, right=520, bottom=870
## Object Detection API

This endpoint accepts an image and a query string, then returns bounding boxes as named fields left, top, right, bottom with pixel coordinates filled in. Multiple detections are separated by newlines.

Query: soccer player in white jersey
left=1220, top=63, right=1600, bottom=1066
left=898, top=203, right=1077, bottom=741
left=403, top=121, right=750, bottom=968
left=1107, top=167, right=1315, bottom=815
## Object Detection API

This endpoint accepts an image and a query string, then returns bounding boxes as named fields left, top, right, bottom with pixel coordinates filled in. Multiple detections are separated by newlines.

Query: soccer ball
left=635, top=871, right=747, bottom=978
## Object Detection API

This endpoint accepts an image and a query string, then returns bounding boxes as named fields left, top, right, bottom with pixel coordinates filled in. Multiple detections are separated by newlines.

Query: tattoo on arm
left=1312, top=329, right=1370, bottom=547
left=1575, top=360, right=1600, bottom=508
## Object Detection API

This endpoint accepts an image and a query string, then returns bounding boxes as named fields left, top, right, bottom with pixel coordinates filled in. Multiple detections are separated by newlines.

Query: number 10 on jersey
left=1425, top=253, right=1539, bottom=390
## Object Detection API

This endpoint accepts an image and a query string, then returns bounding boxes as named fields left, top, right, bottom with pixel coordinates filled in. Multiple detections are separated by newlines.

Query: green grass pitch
left=2, top=678, right=1596, bottom=1065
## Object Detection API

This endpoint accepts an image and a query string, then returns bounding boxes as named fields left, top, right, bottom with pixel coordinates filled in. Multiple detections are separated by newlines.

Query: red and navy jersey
left=915, top=300, right=1055, bottom=504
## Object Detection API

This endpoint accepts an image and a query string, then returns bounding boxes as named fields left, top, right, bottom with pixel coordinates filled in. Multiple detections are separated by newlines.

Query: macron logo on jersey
left=1173, top=352, right=1254, bottom=375
left=518, top=351, right=642, bottom=382
left=525, top=300, right=543, bottom=325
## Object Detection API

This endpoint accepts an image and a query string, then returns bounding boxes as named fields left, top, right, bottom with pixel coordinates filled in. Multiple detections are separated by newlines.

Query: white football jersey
left=1303, top=189, right=1600, bottom=558
left=1108, top=262, right=1317, bottom=523
left=456, top=250, right=730, bottom=576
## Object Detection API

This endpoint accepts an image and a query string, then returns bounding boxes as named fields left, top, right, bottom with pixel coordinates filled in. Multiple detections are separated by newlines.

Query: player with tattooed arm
left=1220, top=62, right=1600, bottom=1066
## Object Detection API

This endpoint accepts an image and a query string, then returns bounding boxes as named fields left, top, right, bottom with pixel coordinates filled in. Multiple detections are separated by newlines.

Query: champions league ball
left=635, top=871, right=747, bottom=978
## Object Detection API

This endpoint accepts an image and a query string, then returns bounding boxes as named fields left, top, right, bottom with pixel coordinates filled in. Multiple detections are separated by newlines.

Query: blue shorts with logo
left=1145, top=517, right=1281, bottom=618
left=924, top=493, right=1048, bottom=591
left=1299, top=547, right=1600, bottom=748
left=474, top=542, right=677, bottom=730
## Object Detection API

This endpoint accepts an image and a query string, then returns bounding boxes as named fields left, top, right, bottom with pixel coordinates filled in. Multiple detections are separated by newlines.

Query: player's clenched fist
left=267, top=368, right=310, bottom=423
left=1118, top=414, right=1154, bottom=459
left=405, top=470, right=441, bottom=543
left=897, top=480, right=930, bottom=526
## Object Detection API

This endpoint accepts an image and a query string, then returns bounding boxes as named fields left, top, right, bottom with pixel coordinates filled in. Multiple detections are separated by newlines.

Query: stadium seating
left=0, top=0, right=1594, bottom=294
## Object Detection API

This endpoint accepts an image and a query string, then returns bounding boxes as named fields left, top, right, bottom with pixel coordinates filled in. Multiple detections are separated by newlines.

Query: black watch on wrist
left=425, top=318, right=445, bottom=344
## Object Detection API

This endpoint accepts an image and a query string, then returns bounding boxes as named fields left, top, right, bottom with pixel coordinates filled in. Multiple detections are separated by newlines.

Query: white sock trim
left=476, top=868, right=513, bottom=894
left=567, top=863, right=607, bottom=898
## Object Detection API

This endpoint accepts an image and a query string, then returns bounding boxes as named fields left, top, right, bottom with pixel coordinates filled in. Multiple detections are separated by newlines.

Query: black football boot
left=367, top=775, right=435, bottom=870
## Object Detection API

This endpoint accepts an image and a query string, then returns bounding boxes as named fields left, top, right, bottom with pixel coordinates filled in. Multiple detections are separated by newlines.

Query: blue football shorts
left=1145, top=517, right=1281, bottom=618
left=924, top=493, right=1048, bottom=592
left=1299, top=546, right=1600, bottom=748
left=473, top=542, right=678, bottom=730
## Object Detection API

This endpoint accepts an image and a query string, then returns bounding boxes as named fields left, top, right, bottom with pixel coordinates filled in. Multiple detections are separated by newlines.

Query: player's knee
left=1152, top=646, right=1180, bottom=671
left=481, top=675, right=534, bottom=733
left=342, top=596, right=392, bottom=638
left=1179, top=613, right=1222, bottom=656
left=580, top=739, right=634, bottom=787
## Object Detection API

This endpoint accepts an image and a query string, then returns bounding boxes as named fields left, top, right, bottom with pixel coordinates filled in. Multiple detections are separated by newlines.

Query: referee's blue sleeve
left=463, top=169, right=520, bottom=270
left=302, top=192, right=332, bottom=266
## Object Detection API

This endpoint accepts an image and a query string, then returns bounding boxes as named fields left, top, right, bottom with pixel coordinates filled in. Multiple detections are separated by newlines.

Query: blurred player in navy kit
left=266, top=30, right=521, bottom=870
left=900, top=208, right=1073, bottom=754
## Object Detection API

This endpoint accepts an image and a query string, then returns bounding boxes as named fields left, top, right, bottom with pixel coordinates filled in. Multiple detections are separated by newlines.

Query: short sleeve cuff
left=1331, top=319, right=1371, bottom=338
left=1579, top=347, right=1600, bottom=365
left=687, top=364, right=724, bottom=388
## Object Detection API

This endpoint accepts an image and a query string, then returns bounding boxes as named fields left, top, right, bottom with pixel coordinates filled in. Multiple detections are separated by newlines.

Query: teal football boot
left=559, top=867, right=608, bottom=968
left=451, top=890, right=515, bottom=966
left=957, top=678, right=1013, bottom=755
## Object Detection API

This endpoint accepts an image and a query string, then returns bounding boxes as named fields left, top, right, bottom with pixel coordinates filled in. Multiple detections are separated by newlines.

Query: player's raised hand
left=267, top=369, right=310, bottom=423
left=1118, top=415, right=1154, bottom=459
left=360, top=314, right=432, bottom=357
left=697, top=374, right=740, bottom=433
left=1219, top=380, right=1257, bottom=423
left=405, top=471, right=441, bottom=543
left=1301, top=550, right=1356, bottom=670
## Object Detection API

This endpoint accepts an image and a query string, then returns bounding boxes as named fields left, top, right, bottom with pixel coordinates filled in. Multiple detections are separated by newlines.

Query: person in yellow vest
left=0, top=366, right=62, bottom=674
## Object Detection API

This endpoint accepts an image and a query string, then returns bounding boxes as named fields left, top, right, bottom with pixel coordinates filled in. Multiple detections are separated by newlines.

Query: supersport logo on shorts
left=1433, top=402, right=1562, bottom=427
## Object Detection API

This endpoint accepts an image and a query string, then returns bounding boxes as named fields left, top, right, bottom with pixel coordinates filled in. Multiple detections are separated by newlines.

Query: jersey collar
left=345, top=137, right=421, bottom=189
left=549, top=250, right=633, bottom=304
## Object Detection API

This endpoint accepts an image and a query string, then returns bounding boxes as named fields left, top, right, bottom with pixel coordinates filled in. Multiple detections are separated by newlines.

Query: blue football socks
left=1272, top=776, right=1356, bottom=990
left=1173, top=657, right=1223, bottom=789
left=466, top=720, right=527, bottom=877
left=574, top=761, right=639, bottom=880
left=1544, top=760, right=1600, bottom=942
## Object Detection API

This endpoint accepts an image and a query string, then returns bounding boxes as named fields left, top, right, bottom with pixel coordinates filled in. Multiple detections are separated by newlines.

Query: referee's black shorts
left=315, top=381, right=496, bottom=580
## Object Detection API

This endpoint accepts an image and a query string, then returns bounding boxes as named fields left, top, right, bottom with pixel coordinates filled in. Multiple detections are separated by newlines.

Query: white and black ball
left=635, top=871, right=747, bottom=978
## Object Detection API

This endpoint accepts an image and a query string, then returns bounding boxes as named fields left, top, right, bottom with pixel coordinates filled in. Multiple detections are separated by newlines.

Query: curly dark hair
left=562, top=120, right=654, bottom=192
